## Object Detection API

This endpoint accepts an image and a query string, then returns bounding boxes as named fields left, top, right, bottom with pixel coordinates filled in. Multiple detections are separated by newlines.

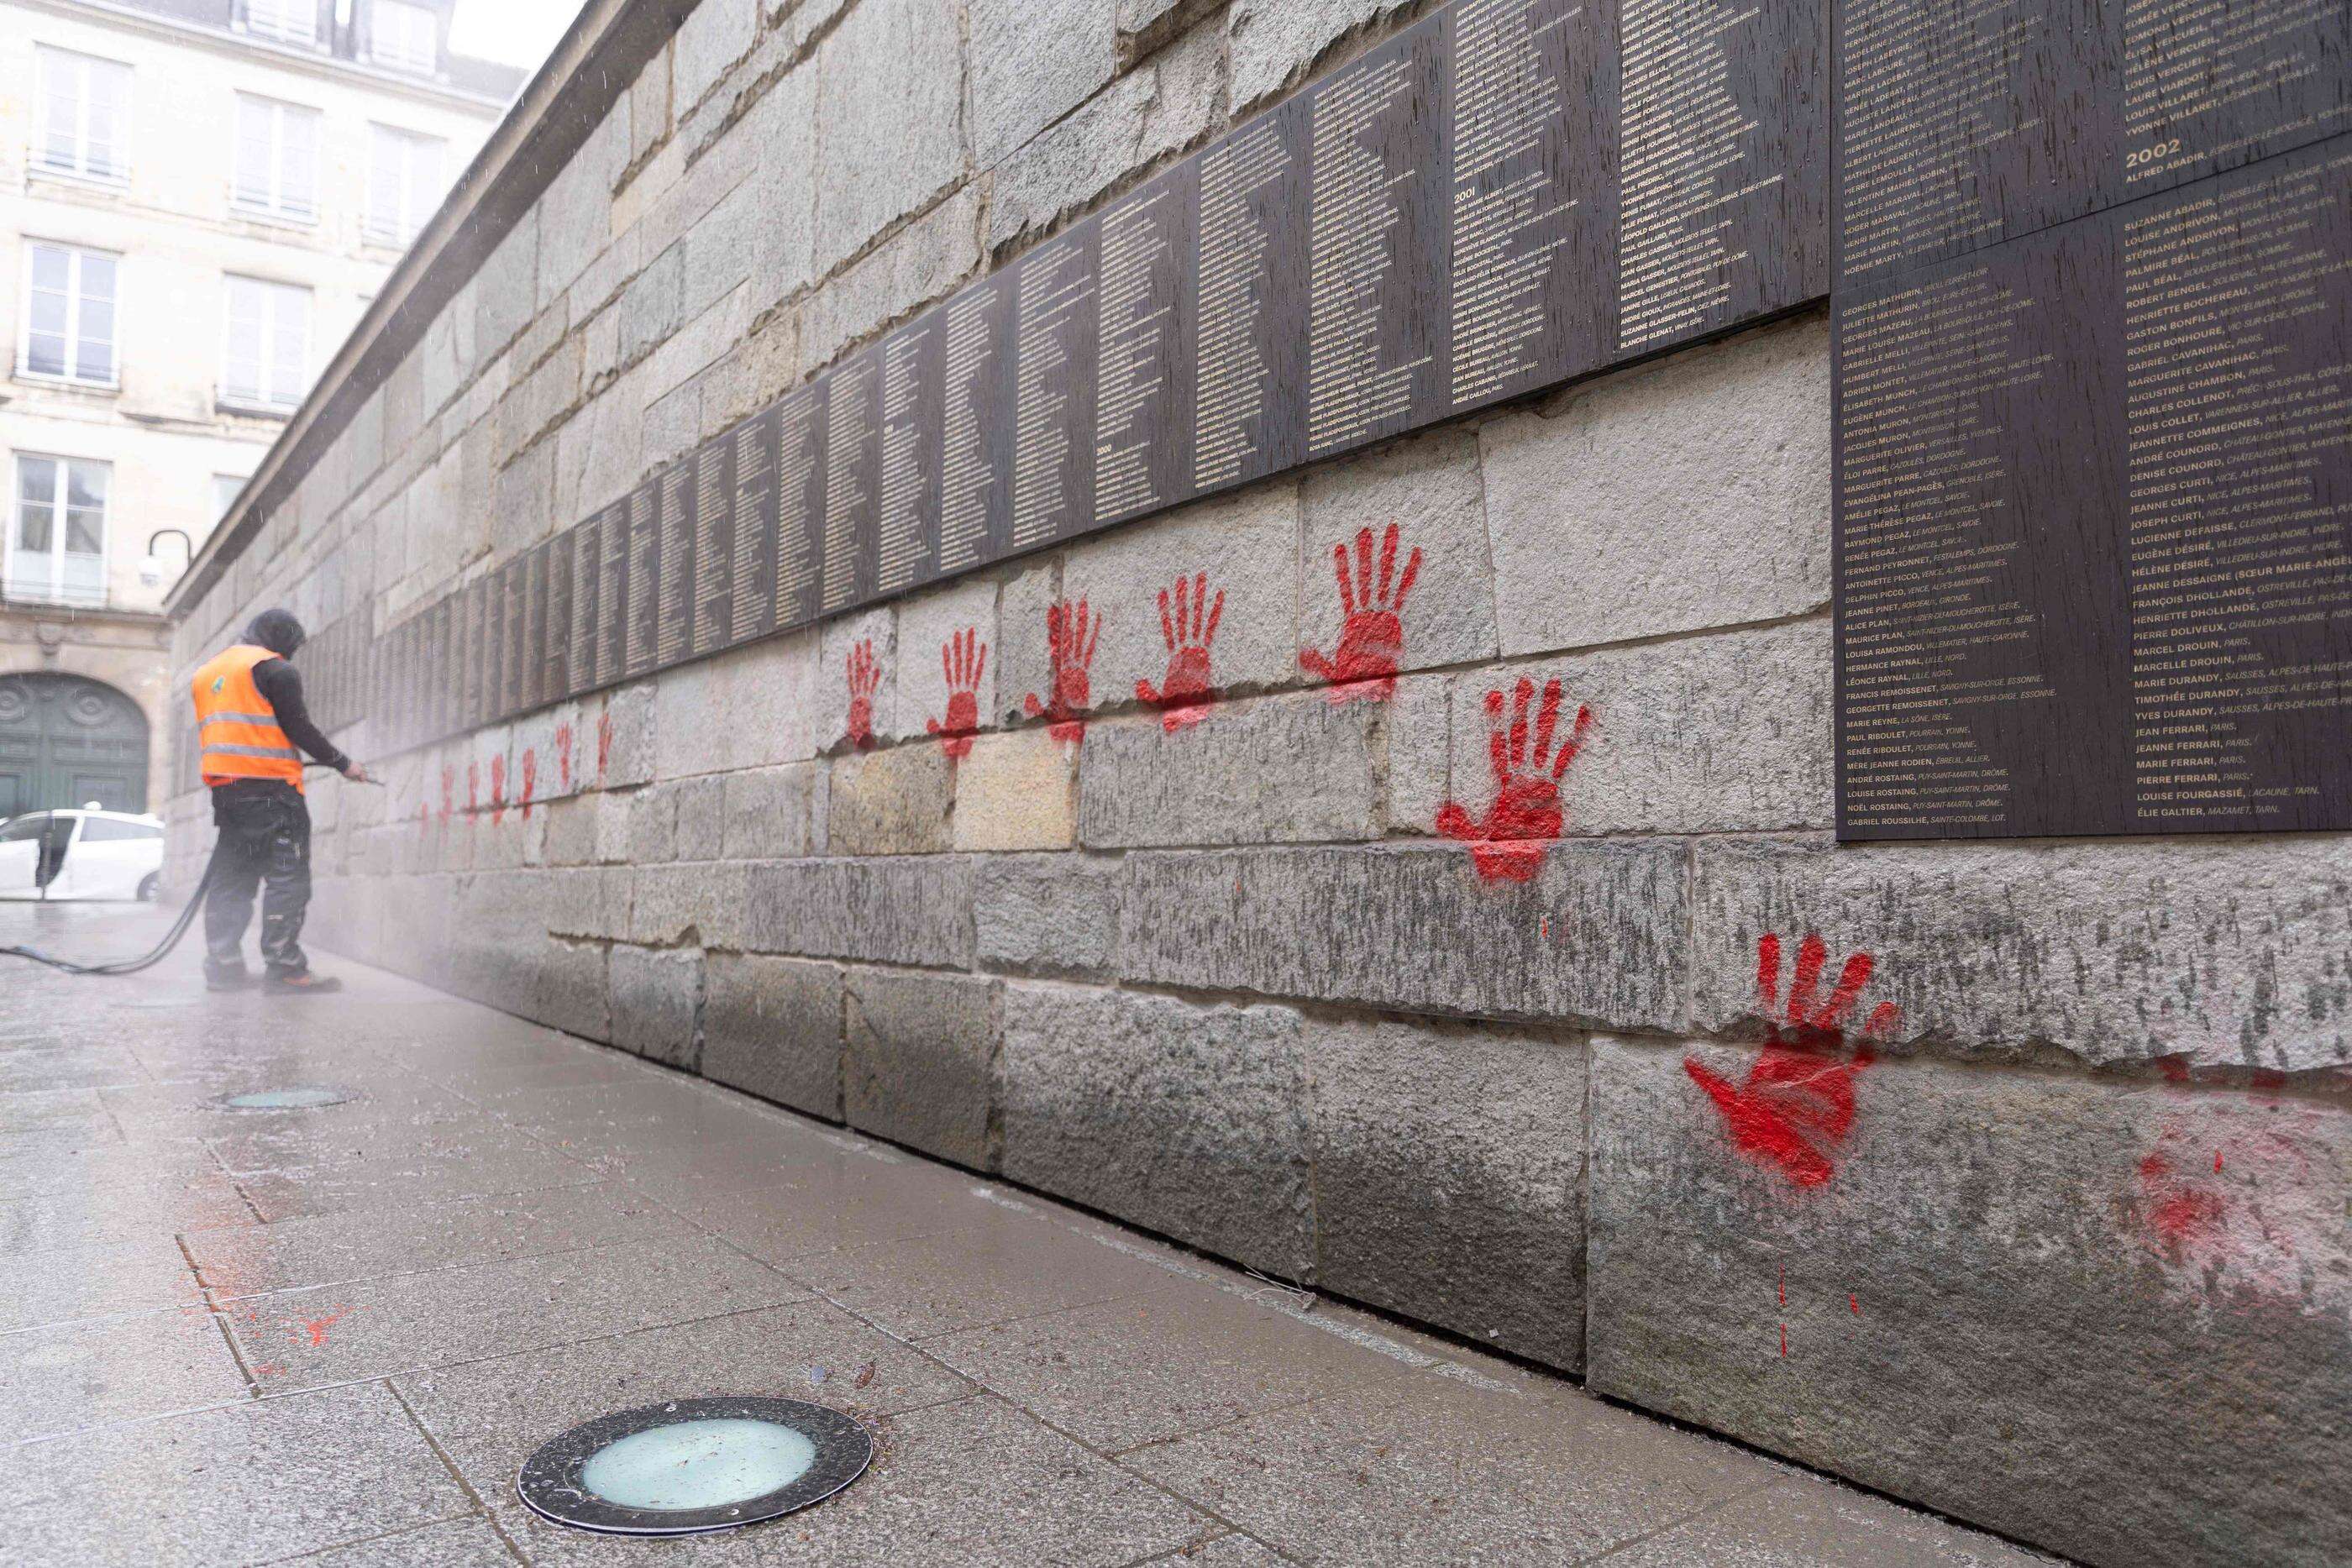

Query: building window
left=214, top=474, right=249, bottom=524
left=221, top=275, right=311, bottom=413
left=7, top=455, right=108, bottom=607
left=34, top=47, right=131, bottom=183
left=370, top=1, right=438, bottom=74
left=365, top=124, right=447, bottom=248
left=20, top=243, right=118, bottom=387
left=240, top=0, right=318, bottom=45
left=233, top=96, right=319, bottom=223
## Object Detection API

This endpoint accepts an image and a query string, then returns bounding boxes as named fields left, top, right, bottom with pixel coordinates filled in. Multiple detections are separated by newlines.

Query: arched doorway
left=0, top=672, right=150, bottom=816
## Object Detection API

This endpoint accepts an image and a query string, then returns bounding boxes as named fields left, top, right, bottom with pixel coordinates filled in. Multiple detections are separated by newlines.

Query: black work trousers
left=204, top=779, right=313, bottom=978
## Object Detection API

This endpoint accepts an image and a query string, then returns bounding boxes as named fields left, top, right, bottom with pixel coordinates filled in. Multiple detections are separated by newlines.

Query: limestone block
left=1383, top=672, right=1451, bottom=834
left=1298, top=424, right=1496, bottom=684
left=1000, top=983, right=1314, bottom=1278
left=491, top=441, right=554, bottom=556
left=994, top=559, right=1063, bottom=731
left=620, top=244, right=685, bottom=367
left=1118, top=841, right=1689, bottom=1028
left=829, top=742, right=954, bottom=855
left=891, top=575, right=999, bottom=747
left=1059, top=479, right=1302, bottom=722
left=538, top=110, right=626, bottom=309
left=816, top=607, right=896, bottom=752
left=610, top=943, right=704, bottom=1068
left=632, top=860, right=752, bottom=949
left=722, top=763, right=829, bottom=860
left=1077, top=692, right=1378, bottom=848
left=554, top=373, right=646, bottom=527
left=745, top=856, right=976, bottom=968
left=843, top=969, right=997, bottom=1166
left=475, top=213, right=540, bottom=357
left=1480, top=316, right=1831, bottom=657
left=1117, top=0, right=1222, bottom=63
left=974, top=852, right=1123, bottom=978
left=541, top=796, right=600, bottom=867
left=671, top=0, right=759, bottom=115
left=744, top=63, right=822, bottom=312
left=598, top=683, right=659, bottom=789
left=654, top=631, right=822, bottom=778
left=953, top=730, right=1076, bottom=852
left=799, top=185, right=984, bottom=373
left=702, top=952, right=845, bottom=1119
left=969, top=0, right=1118, bottom=169
left=984, top=21, right=1223, bottom=252
left=1587, top=1035, right=2352, bottom=1568
left=1690, top=834, right=2352, bottom=1073
left=1437, top=621, right=1832, bottom=841
left=1227, top=0, right=1411, bottom=110
left=673, top=775, right=727, bottom=862
left=644, top=379, right=701, bottom=471
left=811, top=0, right=965, bottom=278
left=629, top=41, right=672, bottom=165
left=533, top=938, right=611, bottom=1041
left=1307, top=1016, right=1586, bottom=1370
left=543, top=865, right=633, bottom=943
left=627, top=784, right=678, bottom=863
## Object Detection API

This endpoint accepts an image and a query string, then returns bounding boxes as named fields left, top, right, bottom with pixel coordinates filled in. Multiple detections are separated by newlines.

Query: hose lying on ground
left=0, top=847, right=221, bottom=976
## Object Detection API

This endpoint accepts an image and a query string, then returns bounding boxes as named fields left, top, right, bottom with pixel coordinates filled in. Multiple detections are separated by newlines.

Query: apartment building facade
left=0, top=0, right=519, bottom=815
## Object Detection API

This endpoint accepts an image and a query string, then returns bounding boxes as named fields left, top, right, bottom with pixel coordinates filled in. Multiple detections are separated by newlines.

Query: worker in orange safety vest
left=190, top=609, right=369, bottom=993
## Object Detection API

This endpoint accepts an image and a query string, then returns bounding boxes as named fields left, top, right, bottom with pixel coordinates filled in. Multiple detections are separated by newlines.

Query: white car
left=0, top=806, right=165, bottom=902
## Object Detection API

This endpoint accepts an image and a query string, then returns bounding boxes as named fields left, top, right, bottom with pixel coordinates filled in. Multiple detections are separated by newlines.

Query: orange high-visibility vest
left=192, top=644, right=306, bottom=791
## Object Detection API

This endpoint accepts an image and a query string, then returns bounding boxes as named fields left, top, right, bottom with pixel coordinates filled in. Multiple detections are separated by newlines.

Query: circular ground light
left=214, top=1087, right=360, bottom=1111
left=517, top=1398, right=872, bottom=1536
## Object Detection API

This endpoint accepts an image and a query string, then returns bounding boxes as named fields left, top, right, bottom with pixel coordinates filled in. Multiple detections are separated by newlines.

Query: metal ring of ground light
left=212, top=1087, right=363, bottom=1111
left=516, top=1397, right=873, bottom=1536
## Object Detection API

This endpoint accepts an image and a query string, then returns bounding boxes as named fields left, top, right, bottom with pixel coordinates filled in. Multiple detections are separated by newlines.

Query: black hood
left=243, top=609, right=306, bottom=658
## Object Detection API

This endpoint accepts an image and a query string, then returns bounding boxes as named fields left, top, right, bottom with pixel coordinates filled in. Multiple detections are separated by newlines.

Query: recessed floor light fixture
left=213, top=1087, right=360, bottom=1111
left=517, top=1397, right=872, bottom=1536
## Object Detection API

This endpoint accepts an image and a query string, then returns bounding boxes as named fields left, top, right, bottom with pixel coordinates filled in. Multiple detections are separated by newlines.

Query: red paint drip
left=926, top=627, right=987, bottom=758
left=1436, top=678, right=1596, bottom=884
left=291, top=1305, right=349, bottom=1349
left=596, top=711, right=614, bottom=779
left=438, top=767, right=454, bottom=826
left=1024, top=600, right=1100, bottom=743
left=466, top=761, right=480, bottom=816
left=846, top=638, right=880, bottom=750
left=1850, top=1293, right=1861, bottom=1317
left=489, top=755, right=507, bottom=826
left=1137, top=573, right=1224, bottom=732
left=1779, top=1324, right=1788, bottom=1358
left=555, top=723, right=575, bottom=792
left=519, top=750, right=537, bottom=819
left=1301, top=522, right=1421, bottom=703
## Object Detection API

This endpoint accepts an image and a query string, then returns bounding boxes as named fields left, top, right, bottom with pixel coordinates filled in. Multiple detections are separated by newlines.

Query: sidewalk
left=0, top=899, right=2058, bottom=1565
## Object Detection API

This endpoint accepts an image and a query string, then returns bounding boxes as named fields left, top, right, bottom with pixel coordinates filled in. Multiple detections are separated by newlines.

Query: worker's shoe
left=263, top=971, right=343, bottom=996
left=205, top=963, right=253, bottom=993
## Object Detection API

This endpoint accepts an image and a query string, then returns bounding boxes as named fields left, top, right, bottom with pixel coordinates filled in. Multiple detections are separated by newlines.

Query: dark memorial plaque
left=1305, top=19, right=1446, bottom=458
left=458, top=578, right=483, bottom=732
left=776, top=383, right=827, bottom=628
left=657, top=460, right=696, bottom=669
left=1009, top=223, right=1100, bottom=552
left=626, top=480, right=661, bottom=678
left=482, top=564, right=508, bottom=727
left=1193, top=98, right=1310, bottom=492
left=876, top=317, right=943, bottom=596
left=424, top=600, right=449, bottom=742
left=1835, top=0, right=2352, bottom=283
left=1835, top=138, right=2352, bottom=839
left=570, top=508, right=602, bottom=697
left=1613, top=0, right=1824, bottom=355
left=501, top=557, right=528, bottom=720
left=821, top=353, right=879, bottom=615
left=545, top=530, right=574, bottom=705
left=693, top=433, right=734, bottom=656
left=728, top=407, right=780, bottom=644
left=596, top=498, right=630, bottom=687
left=939, top=273, right=1015, bottom=574
left=521, top=544, right=549, bottom=715
left=1446, top=0, right=1616, bottom=402
left=1095, top=163, right=1199, bottom=523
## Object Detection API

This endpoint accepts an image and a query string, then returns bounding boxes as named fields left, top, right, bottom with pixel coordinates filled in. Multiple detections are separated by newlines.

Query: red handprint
left=489, top=755, right=508, bottom=826
left=466, top=760, right=480, bottom=816
left=926, top=628, right=987, bottom=759
left=1301, top=522, right=1421, bottom=703
left=1024, top=599, right=1100, bottom=743
left=1435, top=677, right=1594, bottom=883
left=1137, top=573, right=1224, bottom=732
left=1683, top=934, right=1902, bottom=1189
left=438, top=766, right=454, bottom=826
left=554, top=722, right=575, bottom=793
left=596, top=711, right=613, bottom=780
left=519, top=750, right=538, bottom=819
left=846, top=638, right=880, bottom=751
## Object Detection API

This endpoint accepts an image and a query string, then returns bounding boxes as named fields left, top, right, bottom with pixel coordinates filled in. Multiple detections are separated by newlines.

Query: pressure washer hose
left=0, top=845, right=223, bottom=977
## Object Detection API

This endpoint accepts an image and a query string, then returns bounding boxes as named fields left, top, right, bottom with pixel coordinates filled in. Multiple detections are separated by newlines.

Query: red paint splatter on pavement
left=555, top=722, right=575, bottom=792
left=846, top=639, right=880, bottom=750
left=1850, top=1293, right=1861, bottom=1316
left=1301, top=522, right=1421, bottom=702
left=290, top=1305, right=350, bottom=1349
left=519, top=750, right=538, bottom=819
left=926, top=629, right=986, bottom=758
left=1436, top=678, right=1595, bottom=883
left=1024, top=600, right=1100, bottom=743
left=1683, top=934, right=1899, bottom=1188
left=1779, top=1323, right=1788, bottom=1358
left=1137, top=574, right=1223, bottom=732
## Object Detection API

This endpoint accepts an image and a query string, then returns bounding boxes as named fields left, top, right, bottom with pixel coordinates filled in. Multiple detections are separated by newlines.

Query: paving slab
left=0, top=1303, right=249, bottom=1440
left=0, top=1231, right=203, bottom=1332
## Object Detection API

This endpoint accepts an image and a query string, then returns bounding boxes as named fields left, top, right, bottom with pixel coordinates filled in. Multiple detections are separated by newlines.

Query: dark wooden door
left=0, top=673, right=149, bottom=816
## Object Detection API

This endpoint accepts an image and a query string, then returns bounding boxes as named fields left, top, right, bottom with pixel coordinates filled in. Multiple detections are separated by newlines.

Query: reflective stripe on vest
left=192, top=643, right=306, bottom=791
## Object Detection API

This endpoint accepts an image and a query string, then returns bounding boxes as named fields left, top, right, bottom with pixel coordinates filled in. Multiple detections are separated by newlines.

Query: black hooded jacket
left=239, top=611, right=349, bottom=775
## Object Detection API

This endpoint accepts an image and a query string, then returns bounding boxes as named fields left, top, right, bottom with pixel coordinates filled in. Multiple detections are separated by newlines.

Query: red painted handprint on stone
left=554, top=723, right=575, bottom=793
left=1684, top=934, right=1902, bottom=1189
left=596, top=711, right=613, bottom=780
left=1024, top=599, right=1100, bottom=743
left=845, top=638, right=880, bottom=751
left=519, top=750, right=538, bottom=819
left=1301, top=522, right=1421, bottom=703
left=466, top=760, right=480, bottom=815
left=927, top=628, right=987, bottom=759
left=1137, top=573, right=1224, bottom=732
left=438, top=766, right=454, bottom=827
left=1436, top=677, right=1595, bottom=884
left=489, top=755, right=508, bottom=826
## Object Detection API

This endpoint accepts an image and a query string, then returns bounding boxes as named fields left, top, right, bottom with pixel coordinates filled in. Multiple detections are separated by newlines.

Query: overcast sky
left=447, top=0, right=591, bottom=71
